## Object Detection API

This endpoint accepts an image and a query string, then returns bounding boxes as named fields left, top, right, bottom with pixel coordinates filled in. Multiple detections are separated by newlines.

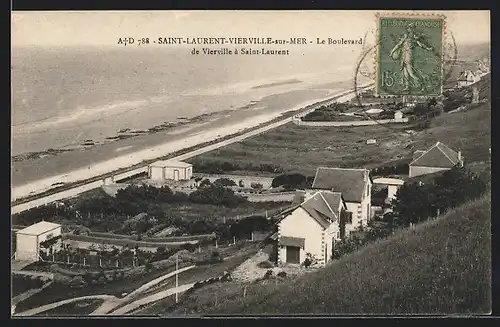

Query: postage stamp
left=376, top=14, right=445, bottom=97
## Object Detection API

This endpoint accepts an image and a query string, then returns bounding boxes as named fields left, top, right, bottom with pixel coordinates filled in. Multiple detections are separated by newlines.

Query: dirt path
left=13, top=295, right=115, bottom=317
left=109, top=283, right=195, bottom=315
left=14, top=265, right=195, bottom=317
left=12, top=270, right=54, bottom=280
left=90, top=265, right=195, bottom=315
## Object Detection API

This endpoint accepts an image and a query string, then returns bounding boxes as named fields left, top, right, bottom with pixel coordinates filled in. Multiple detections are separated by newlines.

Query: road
left=13, top=295, right=116, bottom=317
left=11, top=85, right=372, bottom=215
left=12, top=270, right=54, bottom=280
left=109, top=283, right=195, bottom=315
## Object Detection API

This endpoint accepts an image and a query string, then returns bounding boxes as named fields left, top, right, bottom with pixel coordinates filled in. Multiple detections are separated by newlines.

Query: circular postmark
left=352, top=22, right=458, bottom=130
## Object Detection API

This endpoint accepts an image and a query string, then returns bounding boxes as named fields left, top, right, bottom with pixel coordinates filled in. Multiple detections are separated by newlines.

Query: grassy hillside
left=170, top=192, right=491, bottom=315
left=189, top=98, right=490, bottom=176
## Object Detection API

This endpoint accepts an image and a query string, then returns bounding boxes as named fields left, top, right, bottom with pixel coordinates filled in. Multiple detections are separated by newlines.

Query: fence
left=63, top=234, right=198, bottom=249
left=39, top=251, right=138, bottom=269
left=292, top=117, right=410, bottom=127
left=241, top=192, right=296, bottom=203
left=193, top=173, right=275, bottom=189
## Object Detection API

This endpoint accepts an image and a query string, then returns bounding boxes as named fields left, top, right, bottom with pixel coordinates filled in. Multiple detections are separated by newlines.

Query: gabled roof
left=410, top=142, right=461, bottom=168
left=16, top=221, right=61, bottom=236
left=311, top=167, right=370, bottom=202
left=278, top=191, right=343, bottom=229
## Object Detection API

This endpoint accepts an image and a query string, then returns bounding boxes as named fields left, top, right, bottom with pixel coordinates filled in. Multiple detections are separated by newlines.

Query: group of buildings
left=271, top=141, right=464, bottom=267
left=14, top=141, right=464, bottom=266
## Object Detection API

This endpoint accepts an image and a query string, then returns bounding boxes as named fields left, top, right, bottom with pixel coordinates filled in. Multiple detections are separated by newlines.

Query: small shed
left=15, top=221, right=62, bottom=261
left=366, top=139, right=377, bottom=145
left=372, top=177, right=405, bottom=201
left=394, top=110, right=403, bottom=121
left=148, top=160, right=193, bottom=181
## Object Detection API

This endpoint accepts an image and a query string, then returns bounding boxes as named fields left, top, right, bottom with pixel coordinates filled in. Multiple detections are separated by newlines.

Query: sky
left=11, top=10, right=490, bottom=48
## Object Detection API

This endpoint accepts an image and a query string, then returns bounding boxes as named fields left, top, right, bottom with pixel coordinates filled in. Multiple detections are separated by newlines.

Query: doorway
left=286, top=246, right=300, bottom=264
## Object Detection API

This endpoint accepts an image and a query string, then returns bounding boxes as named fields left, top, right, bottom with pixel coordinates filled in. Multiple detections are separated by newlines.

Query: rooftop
left=373, top=178, right=405, bottom=186
left=279, top=191, right=344, bottom=229
left=410, top=142, right=461, bottom=168
left=149, top=160, right=192, bottom=168
left=16, top=221, right=61, bottom=236
left=312, top=167, right=370, bottom=202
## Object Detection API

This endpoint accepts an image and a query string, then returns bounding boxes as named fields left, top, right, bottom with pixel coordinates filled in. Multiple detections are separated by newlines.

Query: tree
left=200, top=179, right=212, bottom=187
left=271, top=173, right=307, bottom=189
left=250, top=182, right=263, bottom=190
left=214, top=178, right=237, bottom=187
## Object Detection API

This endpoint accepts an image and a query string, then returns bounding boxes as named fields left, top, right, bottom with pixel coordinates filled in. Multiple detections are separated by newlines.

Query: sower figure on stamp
left=389, top=23, right=434, bottom=92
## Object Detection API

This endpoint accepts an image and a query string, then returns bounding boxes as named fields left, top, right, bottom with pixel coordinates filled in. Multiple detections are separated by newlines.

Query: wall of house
left=149, top=166, right=164, bottom=180
left=278, top=207, right=324, bottom=265
left=325, top=221, right=341, bottom=264
left=345, top=201, right=361, bottom=234
left=164, top=167, right=191, bottom=181
left=409, top=166, right=451, bottom=178
left=16, top=234, right=38, bottom=261
left=387, top=185, right=399, bottom=200
left=361, top=179, right=372, bottom=224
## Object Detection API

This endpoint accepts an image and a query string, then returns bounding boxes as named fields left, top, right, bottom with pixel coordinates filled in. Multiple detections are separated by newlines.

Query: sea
left=11, top=46, right=363, bottom=156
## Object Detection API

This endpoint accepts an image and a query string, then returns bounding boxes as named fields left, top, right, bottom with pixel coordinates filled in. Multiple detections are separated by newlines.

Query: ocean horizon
left=11, top=46, right=360, bottom=156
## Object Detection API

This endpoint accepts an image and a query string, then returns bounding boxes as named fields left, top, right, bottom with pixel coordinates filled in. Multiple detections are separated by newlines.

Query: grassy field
left=188, top=101, right=491, bottom=176
left=14, top=242, right=259, bottom=314
left=135, top=246, right=259, bottom=315
left=14, top=260, right=187, bottom=313
left=159, top=202, right=289, bottom=224
left=156, top=191, right=491, bottom=315
left=12, top=275, right=46, bottom=297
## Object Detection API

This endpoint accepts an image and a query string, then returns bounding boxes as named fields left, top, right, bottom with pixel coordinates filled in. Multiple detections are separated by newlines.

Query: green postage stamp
left=376, top=14, right=445, bottom=97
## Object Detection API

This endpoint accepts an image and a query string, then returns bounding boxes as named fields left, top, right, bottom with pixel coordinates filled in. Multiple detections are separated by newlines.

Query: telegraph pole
left=175, top=252, right=179, bottom=303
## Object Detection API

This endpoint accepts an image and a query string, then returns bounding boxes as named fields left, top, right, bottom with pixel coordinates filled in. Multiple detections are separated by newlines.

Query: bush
left=271, top=173, right=307, bottom=189
left=257, top=260, right=274, bottom=269
left=214, top=178, right=237, bottom=187
left=332, top=166, right=488, bottom=261
left=277, top=271, right=287, bottom=278
left=250, top=183, right=264, bottom=190
left=264, top=270, right=273, bottom=279
left=189, top=184, right=247, bottom=207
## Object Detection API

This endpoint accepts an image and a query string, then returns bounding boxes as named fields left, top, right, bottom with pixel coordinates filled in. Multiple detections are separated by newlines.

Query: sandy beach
left=11, top=83, right=371, bottom=202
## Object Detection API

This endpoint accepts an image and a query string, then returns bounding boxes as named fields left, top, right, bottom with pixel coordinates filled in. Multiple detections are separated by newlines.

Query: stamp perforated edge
left=373, top=12, right=447, bottom=99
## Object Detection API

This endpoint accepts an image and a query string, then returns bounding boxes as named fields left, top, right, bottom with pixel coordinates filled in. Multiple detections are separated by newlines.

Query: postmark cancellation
left=375, top=13, right=446, bottom=98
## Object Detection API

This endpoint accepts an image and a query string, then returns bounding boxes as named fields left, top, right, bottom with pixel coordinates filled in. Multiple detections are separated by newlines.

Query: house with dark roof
left=310, top=167, right=373, bottom=233
left=275, top=190, right=349, bottom=266
left=409, top=141, right=464, bottom=178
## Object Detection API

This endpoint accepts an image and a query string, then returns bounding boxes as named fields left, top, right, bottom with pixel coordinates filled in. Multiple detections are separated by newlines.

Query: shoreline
left=12, top=83, right=373, bottom=202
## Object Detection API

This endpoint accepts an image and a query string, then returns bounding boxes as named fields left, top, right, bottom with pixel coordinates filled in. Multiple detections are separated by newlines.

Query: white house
left=15, top=221, right=62, bottom=261
left=409, top=142, right=464, bottom=178
left=311, top=167, right=372, bottom=233
left=394, top=110, right=403, bottom=121
left=457, top=70, right=481, bottom=88
left=276, top=191, right=348, bottom=266
left=372, top=177, right=405, bottom=202
left=148, top=160, right=193, bottom=181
